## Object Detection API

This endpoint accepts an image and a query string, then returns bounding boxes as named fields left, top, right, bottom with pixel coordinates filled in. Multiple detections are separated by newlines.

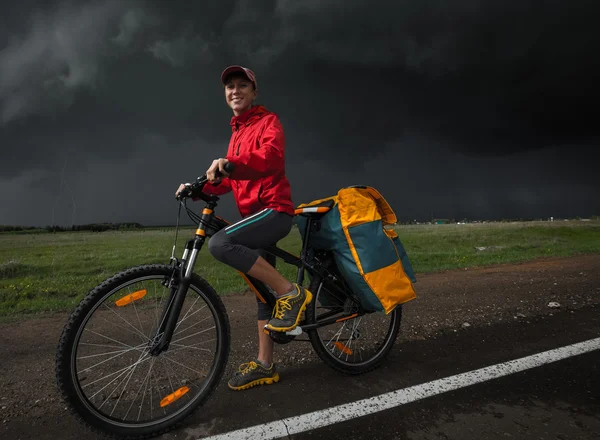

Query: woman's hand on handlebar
left=175, top=183, right=191, bottom=200
left=175, top=161, right=234, bottom=200
left=206, top=158, right=231, bottom=184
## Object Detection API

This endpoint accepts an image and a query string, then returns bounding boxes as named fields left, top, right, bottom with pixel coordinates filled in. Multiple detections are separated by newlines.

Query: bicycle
left=55, top=164, right=403, bottom=439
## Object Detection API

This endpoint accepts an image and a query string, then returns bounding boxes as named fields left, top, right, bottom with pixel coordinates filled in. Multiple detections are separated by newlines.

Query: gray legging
left=208, top=208, right=293, bottom=319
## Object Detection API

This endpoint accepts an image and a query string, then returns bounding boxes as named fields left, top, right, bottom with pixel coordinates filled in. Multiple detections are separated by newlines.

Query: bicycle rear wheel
left=56, top=264, right=230, bottom=439
left=306, top=270, right=402, bottom=375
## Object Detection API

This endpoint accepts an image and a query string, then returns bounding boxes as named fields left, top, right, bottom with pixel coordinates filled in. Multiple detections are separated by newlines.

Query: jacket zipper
left=236, top=142, right=241, bottom=156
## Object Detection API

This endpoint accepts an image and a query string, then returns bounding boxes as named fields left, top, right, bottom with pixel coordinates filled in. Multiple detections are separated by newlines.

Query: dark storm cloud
left=147, top=34, right=216, bottom=67
left=3, top=0, right=599, bottom=153
left=214, top=0, right=600, bottom=156
left=0, top=1, right=145, bottom=124
left=1, top=0, right=599, bottom=226
left=0, top=0, right=164, bottom=178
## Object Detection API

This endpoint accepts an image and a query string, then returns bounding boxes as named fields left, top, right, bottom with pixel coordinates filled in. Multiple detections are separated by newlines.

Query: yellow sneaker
left=227, top=361, right=279, bottom=391
left=266, top=284, right=312, bottom=332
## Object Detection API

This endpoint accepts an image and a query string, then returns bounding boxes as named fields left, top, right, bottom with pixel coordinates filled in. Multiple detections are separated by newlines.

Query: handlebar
left=176, top=162, right=235, bottom=201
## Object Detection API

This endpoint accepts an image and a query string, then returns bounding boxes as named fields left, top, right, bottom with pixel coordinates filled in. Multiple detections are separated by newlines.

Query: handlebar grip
left=221, top=161, right=235, bottom=176
left=213, top=161, right=235, bottom=185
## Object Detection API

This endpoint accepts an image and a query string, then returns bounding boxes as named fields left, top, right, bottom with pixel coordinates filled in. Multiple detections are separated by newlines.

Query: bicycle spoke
left=78, top=343, right=146, bottom=361
left=160, top=357, right=192, bottom=406
left=161, top=356, right=177, bottom=398
left=121, top=356, right=155, bottom=419
left=345, top=317, right=361, bottom=361
left=91, top=356, right=143, bottom=406
left=108, top=354, right=141, bottom=415
left=174, top=298, right=206, bottom=332
left=326, top=321, right=347, bottom=352
left=150, top=364, right=167, bottom=418
left=324, top=323, right=344, bottom=349
left=78, top=342, right=147, bottom=373
left=101, top=302, right=148, bottom=342
left=170, top=326, right=215, bottom=345
left=83, top=354, right=151, bottom=391
left=84, top=328, right=137, bottom=350
left=103, top=343, right=156, bottom=415
left=126, top=360, right=154, bottom=421
left=160, top=353, right=208, bottom=377
left=127, top=284, right=146, bottom=339
left=79, top=342, right=139, bottom=350
left=173, top=313, right=211, bottom=338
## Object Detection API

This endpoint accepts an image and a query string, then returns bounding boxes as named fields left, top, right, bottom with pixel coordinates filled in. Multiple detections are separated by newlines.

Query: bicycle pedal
left=286, top=326, right=302, bottom=336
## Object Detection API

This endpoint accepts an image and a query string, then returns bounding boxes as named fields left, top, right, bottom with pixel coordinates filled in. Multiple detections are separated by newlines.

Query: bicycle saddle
left=294, top=199, right=335, bottom=217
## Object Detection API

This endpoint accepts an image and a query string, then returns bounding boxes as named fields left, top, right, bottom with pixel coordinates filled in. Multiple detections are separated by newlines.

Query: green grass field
left=0, top=220, right=599, bottom=318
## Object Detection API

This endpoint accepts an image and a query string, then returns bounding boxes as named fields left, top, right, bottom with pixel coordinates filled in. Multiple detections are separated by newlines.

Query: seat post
left=296, top=217, right=313, bottom=285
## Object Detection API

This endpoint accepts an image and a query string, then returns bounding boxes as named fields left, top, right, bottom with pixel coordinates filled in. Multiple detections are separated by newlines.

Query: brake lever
left=176, top=180, right=202, bottom=201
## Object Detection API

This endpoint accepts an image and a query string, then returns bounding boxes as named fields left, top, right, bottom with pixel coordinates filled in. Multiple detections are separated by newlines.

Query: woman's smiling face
left=224, top=74, right=257, bottom=116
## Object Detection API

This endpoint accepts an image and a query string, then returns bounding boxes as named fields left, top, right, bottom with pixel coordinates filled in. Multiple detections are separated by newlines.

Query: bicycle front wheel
left=306, top=275, right=402, bottom=375
left=56, top=264, right=230, bottom=439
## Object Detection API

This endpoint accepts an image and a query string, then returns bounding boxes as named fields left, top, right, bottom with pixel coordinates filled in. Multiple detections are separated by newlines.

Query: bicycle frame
left=149, top=191, right=359, bottom=355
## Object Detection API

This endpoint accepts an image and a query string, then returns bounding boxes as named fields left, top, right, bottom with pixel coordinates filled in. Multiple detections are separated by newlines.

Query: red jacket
left=203, top=105, right=295, bottom=218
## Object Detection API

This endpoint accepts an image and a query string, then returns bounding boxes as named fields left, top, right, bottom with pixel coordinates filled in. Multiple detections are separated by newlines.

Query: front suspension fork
left=149, top=237, right=204, bottom=355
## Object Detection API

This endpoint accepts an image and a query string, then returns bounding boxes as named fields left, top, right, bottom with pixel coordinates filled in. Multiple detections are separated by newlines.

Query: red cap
left=220, top=65, right=258, bottom=90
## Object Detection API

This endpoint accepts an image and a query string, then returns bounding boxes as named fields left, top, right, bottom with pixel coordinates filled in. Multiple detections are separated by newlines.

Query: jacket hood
left=230, top=105, right=270, bottom=131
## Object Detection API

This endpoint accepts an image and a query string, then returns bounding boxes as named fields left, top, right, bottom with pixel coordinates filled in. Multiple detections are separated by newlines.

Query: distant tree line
left=2, top=215, right=598, bottom=234
left=0, top=223, right=144, bottom=234
left=395, top=215, right=600, bottom=225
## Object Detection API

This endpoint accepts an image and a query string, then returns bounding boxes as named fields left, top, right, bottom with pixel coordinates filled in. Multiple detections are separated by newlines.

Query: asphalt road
left=286, top=307, right=600, bottom=440
left=164, top=304, right=600, bottom=440
left=1, top=256, right=598, bottom=440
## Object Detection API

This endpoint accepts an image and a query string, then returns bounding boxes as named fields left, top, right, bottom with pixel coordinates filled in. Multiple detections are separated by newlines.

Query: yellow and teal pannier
left=295, top=186, right=416, bottom=314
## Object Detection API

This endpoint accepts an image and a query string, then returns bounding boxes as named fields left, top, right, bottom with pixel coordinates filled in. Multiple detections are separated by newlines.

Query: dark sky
left=1, top=0, right=598, bottom=227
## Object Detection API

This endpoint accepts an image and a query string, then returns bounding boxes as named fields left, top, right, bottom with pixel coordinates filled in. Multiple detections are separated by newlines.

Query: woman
left=176, top=65, right=312, bottom=391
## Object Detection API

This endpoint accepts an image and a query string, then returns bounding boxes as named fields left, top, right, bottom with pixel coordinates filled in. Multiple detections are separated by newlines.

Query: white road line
left=200, top=337, right=600, bottom=440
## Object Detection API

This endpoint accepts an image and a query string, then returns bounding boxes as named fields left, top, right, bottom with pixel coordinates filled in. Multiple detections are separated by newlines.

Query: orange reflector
left=115, top=290, right=147, bottom=307
left=334, top=341, right=353, bottom=355
left=160, top=386, right=190, bottom=408
left=195, top=228, right=206, bottom=236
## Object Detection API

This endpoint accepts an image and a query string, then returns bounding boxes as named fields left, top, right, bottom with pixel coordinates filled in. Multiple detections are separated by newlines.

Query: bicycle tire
left=305, top=269, right=402, bottom=375
left=56, top=264, right=230, bottom=439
